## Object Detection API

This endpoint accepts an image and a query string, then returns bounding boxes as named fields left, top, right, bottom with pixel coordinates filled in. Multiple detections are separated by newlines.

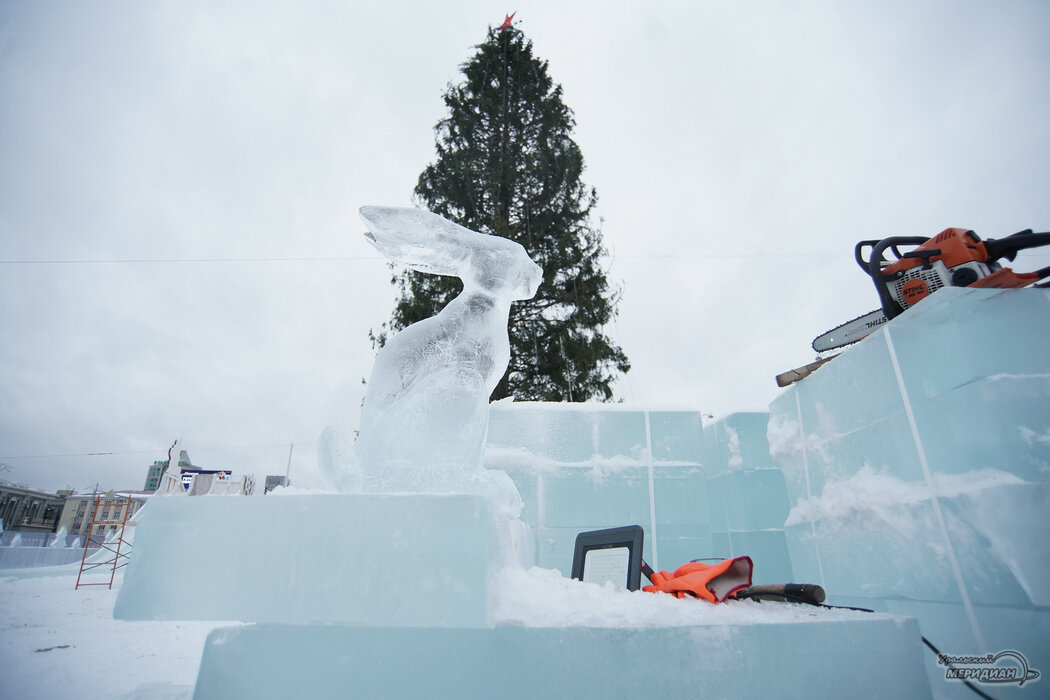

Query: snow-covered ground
left=0, top=565, right=221, bottom=700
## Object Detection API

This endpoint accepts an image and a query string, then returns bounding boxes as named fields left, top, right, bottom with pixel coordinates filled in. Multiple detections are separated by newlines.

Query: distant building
left=55, top=491, right=150, bottom=538
left=144, top=448, right=255, bottom=496
left=0, top=480, right=66, bottom=534
left=144, top=449, right=250, bottom=494
left=144, top=448, right=198, bottom=492
left=143, top=461, right=168, bottom=491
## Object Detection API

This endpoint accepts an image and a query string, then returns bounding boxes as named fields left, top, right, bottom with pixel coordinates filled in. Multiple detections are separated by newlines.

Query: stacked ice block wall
left=485, top=404, right=707, bottom=573
left=704, top=413, right=793, bottom=583
left=485, top=404, right=794, bottom=581
left=769, top=287, right=1050, bottom=695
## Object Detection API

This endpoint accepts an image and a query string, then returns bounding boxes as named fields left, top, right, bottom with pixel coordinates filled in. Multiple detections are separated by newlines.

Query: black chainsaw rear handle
left=983, top=229, right=1050, bottom=263
left=855, top=236, right=930, bottom=276
left=856, top=237, right=933, bottom=319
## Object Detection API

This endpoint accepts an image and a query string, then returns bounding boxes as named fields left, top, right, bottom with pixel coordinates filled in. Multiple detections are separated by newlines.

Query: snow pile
left=489, top=565, right=875, bottom=628
left=725, top=425, right=743, bottom=469
left=765, top=411, right=830, bottom=466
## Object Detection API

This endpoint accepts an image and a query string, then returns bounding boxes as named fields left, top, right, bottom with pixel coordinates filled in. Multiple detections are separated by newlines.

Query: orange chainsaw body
left=857, top=228, right=1050, bottom=319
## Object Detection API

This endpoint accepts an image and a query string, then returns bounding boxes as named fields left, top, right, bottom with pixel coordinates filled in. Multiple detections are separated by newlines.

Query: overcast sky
left=2, top=1, right=1048, bottom=493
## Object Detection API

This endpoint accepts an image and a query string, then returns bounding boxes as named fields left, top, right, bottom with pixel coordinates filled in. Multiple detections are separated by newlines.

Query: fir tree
left=373, top=23, right=629, bottom=401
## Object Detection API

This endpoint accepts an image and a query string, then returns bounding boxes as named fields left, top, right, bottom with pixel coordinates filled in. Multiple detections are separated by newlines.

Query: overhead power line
left=0, top=256, right=384, bottom=264
left=0, top=443, right=301, bottom=460
left=0, top=252, right=855, bottom=264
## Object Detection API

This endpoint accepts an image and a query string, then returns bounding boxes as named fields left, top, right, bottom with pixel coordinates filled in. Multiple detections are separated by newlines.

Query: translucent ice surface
left=483, top=404, right=794, bottom=582
left=194, top=601, right=931, bottom=699
left=0, top=546, right=84, bottom=568
left=485, top=403, right=707, bottom=573
left=704, top=412, right=776, bottom=472
left=770, top=287, right=1050, bottom=677
left=114, top=494, right=531, bottom=626
left=320, top=207, right=541, bottom=508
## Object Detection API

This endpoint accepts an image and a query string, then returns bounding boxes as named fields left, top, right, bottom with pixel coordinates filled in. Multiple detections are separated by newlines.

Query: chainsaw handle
left=856, top=236, right=931, bottom=319
left=983, top=230, right=1050, bottom=263
left=854, top=240, right=878, bottom=272
left=855, top=236, right=930, bottom=275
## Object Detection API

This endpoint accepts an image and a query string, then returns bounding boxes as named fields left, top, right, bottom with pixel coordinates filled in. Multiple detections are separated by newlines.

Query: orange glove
left=642, top=556, right=753, bottom=603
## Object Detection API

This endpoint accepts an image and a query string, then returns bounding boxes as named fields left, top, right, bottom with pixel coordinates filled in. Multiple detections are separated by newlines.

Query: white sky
left=2, top=1, right=1048, bottom=493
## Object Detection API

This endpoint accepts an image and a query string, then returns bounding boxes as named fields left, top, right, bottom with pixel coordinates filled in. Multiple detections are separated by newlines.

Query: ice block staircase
left=113, top=403, right=931, bottom=698
left=114, top=489, right=931, bottom=699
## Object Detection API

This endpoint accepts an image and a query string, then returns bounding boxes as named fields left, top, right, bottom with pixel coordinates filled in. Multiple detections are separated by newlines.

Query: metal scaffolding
left=75, top=494, right=133, bottom=590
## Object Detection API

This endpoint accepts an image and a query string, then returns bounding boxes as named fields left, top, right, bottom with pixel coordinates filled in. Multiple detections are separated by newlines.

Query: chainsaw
left=811, top=228, right=1050, bottom=352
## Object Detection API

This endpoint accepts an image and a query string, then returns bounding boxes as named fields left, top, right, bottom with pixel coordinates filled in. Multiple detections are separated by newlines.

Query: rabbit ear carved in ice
left=359, top=206, right=542, bottom=300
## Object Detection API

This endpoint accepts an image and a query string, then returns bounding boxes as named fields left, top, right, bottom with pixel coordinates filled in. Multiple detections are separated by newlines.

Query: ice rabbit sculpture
left=321, top=206, right=543, bottom=505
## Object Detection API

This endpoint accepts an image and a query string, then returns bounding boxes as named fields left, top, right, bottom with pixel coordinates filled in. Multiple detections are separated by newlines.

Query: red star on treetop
left=498, top=12, right=516, bottom=30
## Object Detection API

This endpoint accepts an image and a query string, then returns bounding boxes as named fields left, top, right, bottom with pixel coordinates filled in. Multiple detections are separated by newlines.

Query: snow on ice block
left=771, top=287, right=1050, bottom=491
left=113, top=494, right=530, bottom=626
left=785, top=479, right=1050, bottom=607
left=192, top=617, right=931, bottom=699
left=487, top=402, right=645, bottom=463
left=912, top=373, right=1050, bottom=481
left=704, top=412, right=776, bottom=473
left=487, top=403, right=705, bottom=465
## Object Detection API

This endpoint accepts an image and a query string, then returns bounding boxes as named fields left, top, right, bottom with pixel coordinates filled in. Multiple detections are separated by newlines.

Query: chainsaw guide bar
left=811, top=309, right=887, bottom=352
